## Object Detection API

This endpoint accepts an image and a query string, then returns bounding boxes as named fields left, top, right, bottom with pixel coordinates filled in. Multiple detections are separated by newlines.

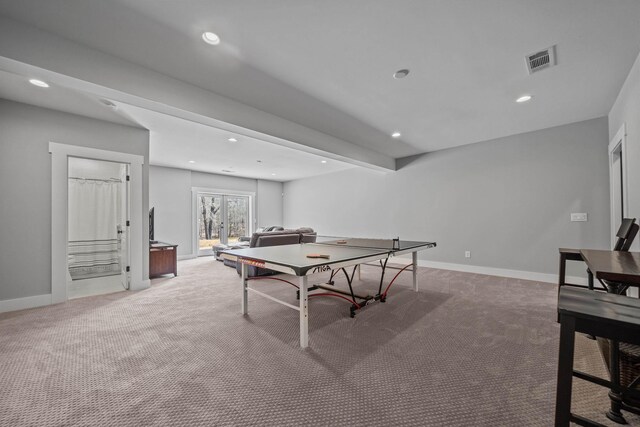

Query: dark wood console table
left=149, top=242, right=178, bottom=278
left=555, top=287, right=640, bottom=426
left=580, top=249, right=640, bottom=290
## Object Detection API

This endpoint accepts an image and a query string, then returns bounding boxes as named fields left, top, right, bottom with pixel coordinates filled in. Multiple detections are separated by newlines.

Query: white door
left=119, top=163, right=130, bottom=289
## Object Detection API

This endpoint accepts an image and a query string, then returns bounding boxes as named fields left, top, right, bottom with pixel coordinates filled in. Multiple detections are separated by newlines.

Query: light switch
left=571, top=213, right=588, bottom=222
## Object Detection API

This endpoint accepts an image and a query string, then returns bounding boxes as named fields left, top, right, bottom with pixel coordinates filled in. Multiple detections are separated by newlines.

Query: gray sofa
left=233, top=227, right=316, bottom=276
left=213, top=226, right=284, bottom=262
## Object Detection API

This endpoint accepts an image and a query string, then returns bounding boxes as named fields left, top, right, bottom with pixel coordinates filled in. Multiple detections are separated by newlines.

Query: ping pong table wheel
left=350, top=306, right=356, bottom=318
left=296, top=290, right=299, bottom=300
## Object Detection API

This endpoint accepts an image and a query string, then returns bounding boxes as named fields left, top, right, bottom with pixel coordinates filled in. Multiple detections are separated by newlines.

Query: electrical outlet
left=465, top=251, right=471, bottom=258
left=571, top=213, right=588, bottom=222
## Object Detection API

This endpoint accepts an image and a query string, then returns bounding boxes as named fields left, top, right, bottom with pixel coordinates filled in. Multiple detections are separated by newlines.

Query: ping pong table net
left=312, top=236, right=402, bottom=251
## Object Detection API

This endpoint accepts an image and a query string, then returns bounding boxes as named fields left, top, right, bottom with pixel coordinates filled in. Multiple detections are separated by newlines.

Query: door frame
left=120, top=163, right=131, bottom=290
left=191, top=187, right=255, bottom=256
left=608, top=123, right=628, bottom=248
left=50, top=142, right=146, bottom=304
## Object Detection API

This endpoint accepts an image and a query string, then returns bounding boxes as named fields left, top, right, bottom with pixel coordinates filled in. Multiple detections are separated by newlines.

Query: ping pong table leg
left=241, top=263, right=248, bottom=315
left=412, top=251, right=418, bottom=292
left=299, top=275, right=309, bottom=348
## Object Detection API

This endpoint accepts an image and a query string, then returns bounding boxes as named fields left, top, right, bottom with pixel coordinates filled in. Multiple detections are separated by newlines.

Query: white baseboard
left=0, top=294, right=53, bottom=313
left=131, top=279, right=151, bottom=291
left=178, top=254, right=197, bottom=261
left=389, top=256, right=587, bottom=286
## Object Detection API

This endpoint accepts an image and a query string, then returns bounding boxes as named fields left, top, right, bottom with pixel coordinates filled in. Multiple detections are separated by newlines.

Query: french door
left=196, top=192, right=251, bottom=256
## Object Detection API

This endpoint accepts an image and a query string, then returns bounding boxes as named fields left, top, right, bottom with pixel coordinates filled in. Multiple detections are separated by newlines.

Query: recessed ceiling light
left=393, top=69, right=410, bottom=79
left=321, top=160, right=327, bottom=164
left=189, top=160, right=196, bottom=164
left=202, top=32, right=221, bottom=45
left=271, top=173, right=276, bottom=176
left=391, top=131, right=401, bottom=138
left=29, top=79, right=49, bottom=88
left=228, top=137, right=237, bottom=142
left=516, top=95, right=532, bottom=103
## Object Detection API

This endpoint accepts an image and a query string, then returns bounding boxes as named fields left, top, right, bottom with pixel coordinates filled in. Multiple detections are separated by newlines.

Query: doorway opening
left=50, top=142, right=146, bottom=305
left=609, top=124, right=636, bottom=298
left=192, top=189, right=253, bottom=256
left=67, top=157, right=130, bottom=299
left=609, top=124, right=628, bottom=248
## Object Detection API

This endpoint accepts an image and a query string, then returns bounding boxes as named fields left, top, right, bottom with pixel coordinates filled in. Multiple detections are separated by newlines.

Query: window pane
left=226, top=196, right=249, bottom=244
left=198, top=195, right=222, bottom=250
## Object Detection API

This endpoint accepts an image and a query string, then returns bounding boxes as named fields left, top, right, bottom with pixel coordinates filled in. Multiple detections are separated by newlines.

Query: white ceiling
left=0, top=69, right=135, bottom=127
left=1, top=1, right=640, bottom=158
left=116, top=103, right=354, bottom=181
left=0, top=68, right=354, bottom=181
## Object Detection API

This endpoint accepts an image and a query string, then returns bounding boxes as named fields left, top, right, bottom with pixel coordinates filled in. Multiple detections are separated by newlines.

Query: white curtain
left=68, top=179, right=122, bottom=241
left=68, top=179, right=122, bottom=280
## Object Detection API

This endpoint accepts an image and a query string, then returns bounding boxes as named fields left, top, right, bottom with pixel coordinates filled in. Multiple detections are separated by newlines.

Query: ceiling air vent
left=526, top=45, right=556, bottom=74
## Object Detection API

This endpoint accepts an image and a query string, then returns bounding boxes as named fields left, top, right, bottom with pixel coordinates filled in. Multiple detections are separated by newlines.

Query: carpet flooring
left=0, top=257, right=638, bottom=426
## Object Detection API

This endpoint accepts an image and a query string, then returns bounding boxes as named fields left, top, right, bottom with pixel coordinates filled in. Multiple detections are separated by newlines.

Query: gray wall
left=149, top=167, right=192, bottom=256
left=0, top=99, right=149, bottom=301
left=284, top=117, right=610, bottom=276
left=257, top=180, right=284, bottom=228
left=609, top=50, right=640, bottom=250
left=149, top=165, right=283, bottom=257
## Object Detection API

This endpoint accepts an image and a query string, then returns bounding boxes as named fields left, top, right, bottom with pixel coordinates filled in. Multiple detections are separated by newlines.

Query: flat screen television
left=149, top=207, right=156, bottom=243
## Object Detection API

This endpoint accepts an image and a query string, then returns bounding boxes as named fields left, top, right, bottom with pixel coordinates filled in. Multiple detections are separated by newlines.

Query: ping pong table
left=221, top=237, right=436, bottom=348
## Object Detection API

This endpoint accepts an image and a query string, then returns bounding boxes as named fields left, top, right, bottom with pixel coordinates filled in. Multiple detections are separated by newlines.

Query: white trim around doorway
left=49, top=142, right=148, bottom=305
left=608, top=123, right=628, bottom=248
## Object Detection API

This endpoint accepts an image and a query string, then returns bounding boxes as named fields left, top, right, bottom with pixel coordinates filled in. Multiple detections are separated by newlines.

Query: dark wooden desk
left=149, top=242, right=178, bottom=278
left=555, top=287, right=640, bottom=426
left=580, top=250, right=640, bottom=288
left=561, top=250, right=640, bottom=423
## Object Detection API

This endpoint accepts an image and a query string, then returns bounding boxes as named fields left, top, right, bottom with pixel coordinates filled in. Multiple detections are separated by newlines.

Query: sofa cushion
left=298, top=228, right=317, bottom=243
left=254, top=233, right=300, bottom=247
left=249, top=229, right=297, bottom=247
